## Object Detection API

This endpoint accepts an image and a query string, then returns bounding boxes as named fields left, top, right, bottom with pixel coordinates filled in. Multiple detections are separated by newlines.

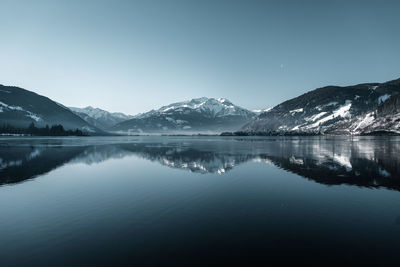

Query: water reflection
left=1, top=136, right=399, bottom=190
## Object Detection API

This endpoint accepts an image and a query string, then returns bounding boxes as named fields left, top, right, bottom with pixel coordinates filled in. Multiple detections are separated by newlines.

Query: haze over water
left=0, top=136, right=399, bottom=266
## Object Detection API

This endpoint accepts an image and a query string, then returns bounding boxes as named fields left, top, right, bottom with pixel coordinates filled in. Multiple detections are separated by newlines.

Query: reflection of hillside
left=254, top=138, right=400, bottom=190
left=0, top=143, right=255, bottom=186
left=1, top=137, right=399, bottom=190
left=0, top=145, right=87, bottom=185
left=0, top=145, right=137, bottom=186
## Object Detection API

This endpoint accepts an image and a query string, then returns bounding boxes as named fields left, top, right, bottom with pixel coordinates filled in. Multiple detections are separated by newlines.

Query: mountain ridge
left=2, top=78, right=400, bottom=136
left=111, top=97, right=256, bottom=134
left=69, top=106, right=133, bottom=130
left=0, top=85, right=101, bottom=134
left=241, top=78, right=400, bottom=135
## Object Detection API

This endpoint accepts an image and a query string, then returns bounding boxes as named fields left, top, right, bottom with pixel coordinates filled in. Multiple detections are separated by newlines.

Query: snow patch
left=289, top=156, right=304, bottom=165
left=217, top=168, right=226, bottom=174
left=0, top=101, right=23, bottom=111
left=307, top=101, right=352, bottom=128
left=305, top=112, right=328, bottom=122
left=26, top=113, right=41, bottom=122
left=378, top=94, right=390, bottom=104
left=353, top=112, right=375, bottom=132
left=325, top=101, right=338, bottom=107
left=289, top=108, right=303, bottom=115
left=334, top=154, right=352, bottom=171
left=378, top=168, right=390, bottom=177
left=26, top=149, right=41, bottom=160
left=0, top=101, right=42, bottom=121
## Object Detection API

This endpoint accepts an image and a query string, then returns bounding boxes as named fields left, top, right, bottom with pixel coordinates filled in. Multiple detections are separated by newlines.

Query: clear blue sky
left=1, top=0, right=399, bottom=114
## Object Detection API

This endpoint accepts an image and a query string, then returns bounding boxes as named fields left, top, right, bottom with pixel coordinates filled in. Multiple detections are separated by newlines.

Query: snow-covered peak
left=69, top=106, right=133, bottom=120
left=217, top=98, right=230, bottom=103
left=137, top=97, right=255, bottom=118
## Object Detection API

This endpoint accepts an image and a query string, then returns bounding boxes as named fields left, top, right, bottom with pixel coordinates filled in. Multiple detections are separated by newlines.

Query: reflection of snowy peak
left=135, top=147, right=253, bottom=174
left=241, top=78, right=400, bottom=135
left=112, top=97, right=256, bottom=134
left=1, top=138, right=400, bottom=190
left=70, top=146, right=132, bottom=165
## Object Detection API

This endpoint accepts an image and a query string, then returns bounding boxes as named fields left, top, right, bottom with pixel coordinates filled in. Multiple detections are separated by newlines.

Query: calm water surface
left=0, top=136, right=399, bottom=266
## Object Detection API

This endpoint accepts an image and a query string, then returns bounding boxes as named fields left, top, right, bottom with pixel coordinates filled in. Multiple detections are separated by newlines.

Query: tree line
left=0, top=123, right=86, bottom=136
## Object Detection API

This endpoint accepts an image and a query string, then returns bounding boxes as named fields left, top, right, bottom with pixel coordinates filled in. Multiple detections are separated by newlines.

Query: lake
left=0, top=136, right=399, bottom=266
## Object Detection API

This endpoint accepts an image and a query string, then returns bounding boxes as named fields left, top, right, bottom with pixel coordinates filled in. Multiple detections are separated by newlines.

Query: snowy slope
left=328, top=94, right=400, bottom=135
left=0, top=85, right=100, bottom=133
left=241, top=78, right=400, bottom=135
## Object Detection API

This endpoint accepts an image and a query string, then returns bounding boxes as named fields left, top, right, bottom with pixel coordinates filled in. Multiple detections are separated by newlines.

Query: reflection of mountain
left=121, top=144, right=254, bottom=174
left=257, top=138, right=400, bottom=190
left=70, top=145, right=133, bottom=165
left=0, top=145, right=86, bottom=185
left=1, top=137, right=399, bottom=191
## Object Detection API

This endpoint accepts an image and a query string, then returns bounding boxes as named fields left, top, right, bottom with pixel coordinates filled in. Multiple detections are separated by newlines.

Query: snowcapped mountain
left=0, top=85, right=100, bottom=133
left=241, top=78, right=400, bottom=135
left=69, top=106, right=133, bottom=130
left=111, top=97, right=256, bottom=134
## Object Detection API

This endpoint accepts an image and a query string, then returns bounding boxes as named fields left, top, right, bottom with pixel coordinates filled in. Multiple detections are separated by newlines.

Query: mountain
left=0, top=85, right=100, bottom=133
left=69, top=106, right=133, bottom=130
left=111, top=97, right=256, bottom=134
left=241, top=78, right=400, bottom=135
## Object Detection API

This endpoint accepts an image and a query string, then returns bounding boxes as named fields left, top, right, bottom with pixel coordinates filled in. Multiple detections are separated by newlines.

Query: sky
left=1, top=0, right=399, bottom=115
